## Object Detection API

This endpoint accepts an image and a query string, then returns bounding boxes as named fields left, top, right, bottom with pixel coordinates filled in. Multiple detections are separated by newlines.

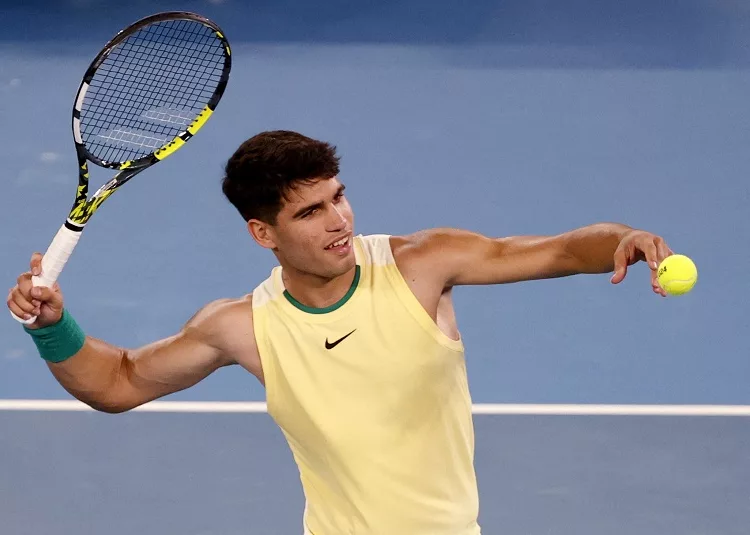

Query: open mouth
left=324, top=235, right=351, bottom=251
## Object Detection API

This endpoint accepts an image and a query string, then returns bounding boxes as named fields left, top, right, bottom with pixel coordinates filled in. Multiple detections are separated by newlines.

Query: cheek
left=341, top=199, right=355, bottom=221
left=283, top=226, right=321, bottom=255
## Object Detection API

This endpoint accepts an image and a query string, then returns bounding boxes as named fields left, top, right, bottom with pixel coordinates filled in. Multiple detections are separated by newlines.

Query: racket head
left=71, top=11, right=232, bottom=172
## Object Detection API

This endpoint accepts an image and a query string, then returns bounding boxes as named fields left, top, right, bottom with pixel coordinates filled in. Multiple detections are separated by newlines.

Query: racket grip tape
left=11, top=223, right=82, bottom=325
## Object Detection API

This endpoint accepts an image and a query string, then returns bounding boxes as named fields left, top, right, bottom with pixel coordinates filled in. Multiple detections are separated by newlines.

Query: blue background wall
left=1, top=0, right=748, bottom=404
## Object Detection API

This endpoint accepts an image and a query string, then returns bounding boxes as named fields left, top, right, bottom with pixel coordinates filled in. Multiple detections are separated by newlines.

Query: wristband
left=23, top=309, right=86, bottom=363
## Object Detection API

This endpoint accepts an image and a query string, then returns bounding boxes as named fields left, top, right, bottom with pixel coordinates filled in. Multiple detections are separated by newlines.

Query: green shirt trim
left=283, top=265, right=361, bottom=314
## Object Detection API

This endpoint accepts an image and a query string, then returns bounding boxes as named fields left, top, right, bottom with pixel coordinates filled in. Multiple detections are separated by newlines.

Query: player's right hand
left=7, top=253, right=64, bottom=329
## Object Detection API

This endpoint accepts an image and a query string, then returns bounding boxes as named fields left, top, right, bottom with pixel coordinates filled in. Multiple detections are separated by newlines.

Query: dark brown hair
left=222, top=130, right=341, bottom=224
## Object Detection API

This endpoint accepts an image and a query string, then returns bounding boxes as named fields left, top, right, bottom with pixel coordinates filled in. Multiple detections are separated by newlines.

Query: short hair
left=222, top=130, right=341, bottom=224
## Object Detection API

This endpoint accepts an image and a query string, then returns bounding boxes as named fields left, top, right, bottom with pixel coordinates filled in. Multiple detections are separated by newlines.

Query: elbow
left=61, top=385, right=135, bottom=414
left=51, top=348, right=143, bottom=414
left=87, top=350, right=142, bottom=413
left=72, top=389, right=139, bottom=414
left=92, top=401, right=132, bottom=414
left=84, top=398, right=134, bottom=414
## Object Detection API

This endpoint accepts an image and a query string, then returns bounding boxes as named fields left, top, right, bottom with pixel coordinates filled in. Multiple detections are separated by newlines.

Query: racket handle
left=11, top=223, right=82, bottom=325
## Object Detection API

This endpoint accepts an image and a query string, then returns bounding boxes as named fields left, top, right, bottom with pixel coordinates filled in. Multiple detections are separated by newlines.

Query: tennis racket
left=12, top=11, right=231, bottom=324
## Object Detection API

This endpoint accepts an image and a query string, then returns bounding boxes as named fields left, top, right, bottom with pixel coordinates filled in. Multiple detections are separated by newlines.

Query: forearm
left=22, top=309, right=126, bottom=411
left=562, top=222, right=633, bottom=274
left=46, top=335, right=130, bottom=412
left=47, top=334, right=211, bottom=413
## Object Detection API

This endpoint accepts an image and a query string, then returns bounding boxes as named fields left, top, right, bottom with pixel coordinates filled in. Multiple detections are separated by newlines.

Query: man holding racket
left=8, top=130, right=675, bottom=534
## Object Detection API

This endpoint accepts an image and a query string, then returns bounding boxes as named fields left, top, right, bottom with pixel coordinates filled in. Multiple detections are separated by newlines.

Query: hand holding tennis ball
left=610, top=230, right=696, bottom=297
left=657, top=254, right=698, bottom=296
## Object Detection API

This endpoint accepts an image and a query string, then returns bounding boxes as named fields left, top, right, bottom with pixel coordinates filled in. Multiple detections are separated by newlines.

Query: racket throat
left=64, top=219, right=85, bottom=232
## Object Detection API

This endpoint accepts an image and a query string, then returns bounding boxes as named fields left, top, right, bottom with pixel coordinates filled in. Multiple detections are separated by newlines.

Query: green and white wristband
left=23, top=309, right=86, bottom=363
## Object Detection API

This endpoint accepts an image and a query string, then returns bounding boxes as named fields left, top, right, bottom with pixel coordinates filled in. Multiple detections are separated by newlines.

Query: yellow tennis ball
left=657, top=254, right=698, bottom=296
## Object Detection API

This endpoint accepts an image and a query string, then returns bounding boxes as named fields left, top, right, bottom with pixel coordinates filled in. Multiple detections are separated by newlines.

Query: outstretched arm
left=8, top=253, right=256, bottom=413
left=396, top=223, right=673, bottom=295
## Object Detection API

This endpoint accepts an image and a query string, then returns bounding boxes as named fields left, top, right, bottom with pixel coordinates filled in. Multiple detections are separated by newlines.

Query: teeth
left=326, top=236, right=349, bottom=249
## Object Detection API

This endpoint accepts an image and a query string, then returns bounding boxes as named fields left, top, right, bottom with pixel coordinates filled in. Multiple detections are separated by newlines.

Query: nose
left=326, top=204, right=347, bottom=231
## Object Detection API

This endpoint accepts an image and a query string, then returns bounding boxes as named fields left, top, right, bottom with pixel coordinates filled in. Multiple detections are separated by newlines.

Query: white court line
left=471, top=404, right=750, bottom=416
left=0, top=399, right=749, bottom=416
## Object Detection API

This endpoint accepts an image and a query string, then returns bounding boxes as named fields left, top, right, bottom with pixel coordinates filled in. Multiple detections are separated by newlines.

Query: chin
left=327, top=253, right=356, bottom=278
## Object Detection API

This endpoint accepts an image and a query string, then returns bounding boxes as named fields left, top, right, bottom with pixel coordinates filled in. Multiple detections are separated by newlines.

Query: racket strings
left=81, top=18, right=226, bottom=164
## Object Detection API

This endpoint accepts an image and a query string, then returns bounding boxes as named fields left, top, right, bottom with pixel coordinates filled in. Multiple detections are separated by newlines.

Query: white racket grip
left=35, top=224, right=82, bottom=288
left=11, top=224, right=82, bottom=325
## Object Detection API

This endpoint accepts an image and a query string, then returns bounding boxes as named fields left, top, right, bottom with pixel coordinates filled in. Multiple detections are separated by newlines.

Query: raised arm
left=393, top=223, right=673, bottom=294
left=8, top=253, right=258, bottom=413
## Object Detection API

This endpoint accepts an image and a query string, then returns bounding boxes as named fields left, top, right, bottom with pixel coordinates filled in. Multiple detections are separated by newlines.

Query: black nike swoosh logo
left=325, top=329, right=356, bottom=350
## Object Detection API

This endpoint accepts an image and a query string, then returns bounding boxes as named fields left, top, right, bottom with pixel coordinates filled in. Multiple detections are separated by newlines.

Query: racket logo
left=154, top=106, right=214, bottom=160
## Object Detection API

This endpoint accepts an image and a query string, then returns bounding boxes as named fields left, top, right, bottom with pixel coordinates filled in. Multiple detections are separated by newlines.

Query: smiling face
left=249, top=176, right=356, bottom=280
left=221, top=130, right=353, bottom=281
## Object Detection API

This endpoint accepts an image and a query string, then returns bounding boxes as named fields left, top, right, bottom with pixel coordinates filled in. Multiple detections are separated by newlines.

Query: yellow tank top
left=252, top=234, right=480, bottom=535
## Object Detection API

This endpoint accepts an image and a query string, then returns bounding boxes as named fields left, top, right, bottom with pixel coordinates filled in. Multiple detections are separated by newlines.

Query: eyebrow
left=291, top=184, right=346, bottom=219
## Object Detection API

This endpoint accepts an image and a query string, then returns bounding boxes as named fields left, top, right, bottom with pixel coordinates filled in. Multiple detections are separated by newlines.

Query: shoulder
left=182, top=294, right=255, bottom=348
left=390, top=228, right=471, bottom=262
left=179, top=294, right=259, bottom=370
left=390, top=227, right=505, bottom=288
left=387, top=228, right=467, bottom=286
left=187, top=294, right=253, bottom=326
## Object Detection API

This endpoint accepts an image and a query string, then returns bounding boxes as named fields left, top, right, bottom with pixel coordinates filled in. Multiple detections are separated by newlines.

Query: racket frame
left=12, top=11, right=231, bottom=325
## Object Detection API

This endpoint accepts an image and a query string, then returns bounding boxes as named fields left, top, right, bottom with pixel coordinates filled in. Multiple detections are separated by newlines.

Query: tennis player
left=8, top=130, right=674, bottom=534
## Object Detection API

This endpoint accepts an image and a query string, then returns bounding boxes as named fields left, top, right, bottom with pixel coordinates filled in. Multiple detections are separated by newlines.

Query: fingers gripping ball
left=657, top=255, right=698, bottom=296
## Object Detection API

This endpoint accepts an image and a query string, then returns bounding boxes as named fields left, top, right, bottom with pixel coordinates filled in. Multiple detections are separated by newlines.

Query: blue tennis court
left=2, top=408, right=749, bottom=534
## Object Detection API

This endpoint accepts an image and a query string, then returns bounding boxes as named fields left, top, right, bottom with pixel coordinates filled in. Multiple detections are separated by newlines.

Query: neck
left=281, top=264, right=358, bottom=309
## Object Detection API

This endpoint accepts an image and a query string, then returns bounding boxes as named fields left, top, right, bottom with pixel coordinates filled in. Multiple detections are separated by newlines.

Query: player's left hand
left=610, top=230, right=674, bottom=296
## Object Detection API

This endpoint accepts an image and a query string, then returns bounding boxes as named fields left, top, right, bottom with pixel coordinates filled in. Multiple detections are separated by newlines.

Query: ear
left=248, top=219, right=278, bottom=250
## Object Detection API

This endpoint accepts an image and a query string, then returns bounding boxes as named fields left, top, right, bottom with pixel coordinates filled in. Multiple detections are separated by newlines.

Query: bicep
left=454, top=233, right=579, bottom=285
left=122, top=329, right=229, bottom=403
left=118, top=299, right=245, bottom=408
